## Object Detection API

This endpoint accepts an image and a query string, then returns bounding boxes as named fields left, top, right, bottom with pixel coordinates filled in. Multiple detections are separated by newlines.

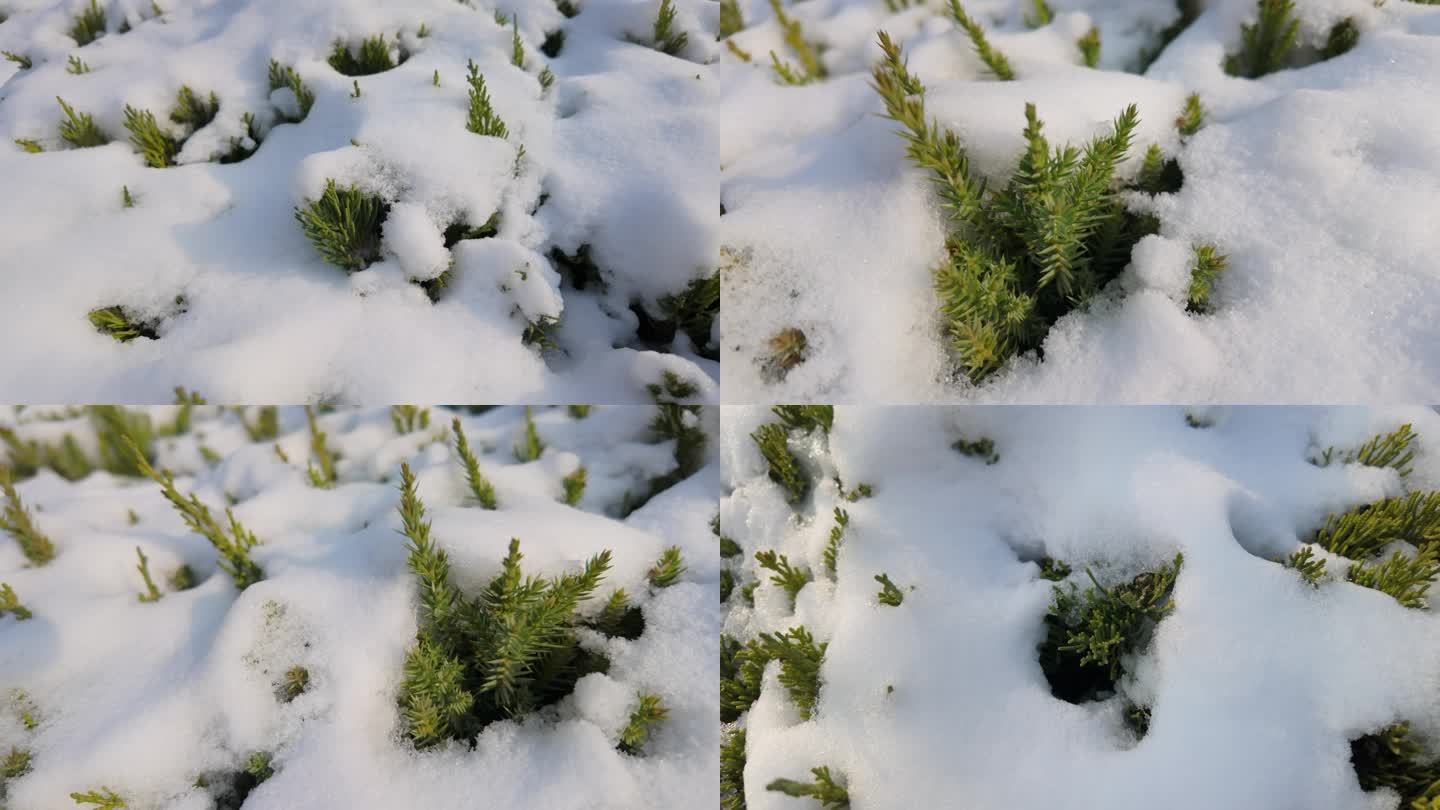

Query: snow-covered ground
left=719, top=0, right=1440, bottom=402
left=722, top=404, right=1440, bottom=809
left=0, top=0, right=718, bottom=402
left=0, top=404, right=719, bottom=809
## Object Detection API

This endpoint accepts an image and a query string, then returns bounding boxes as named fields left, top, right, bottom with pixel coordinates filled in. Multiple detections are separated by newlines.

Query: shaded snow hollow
left=719, top=0, right=1440, bottom=402
left=722, top=404, right=1440, bottom=809
left=0, top=405, right=720, bottom=809
left=0, top=0, right=718, bottom=402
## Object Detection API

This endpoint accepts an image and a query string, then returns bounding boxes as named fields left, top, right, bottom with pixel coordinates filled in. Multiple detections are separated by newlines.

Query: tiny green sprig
left=57, top=97, right=109, bottom=148
left=947, top=0, right=1014, bottom=80
left=123, top=105, right=179, bottom=167
left=823, top=507, right=848, bottom=578
left=562, top=466, right=587, bottom=506
left=70, top=0, right=107, bottom=46
left=513, top=406, right=546, bottom=462
left=771, top=404, right=833, bottom=434
left=1076, top=26, right=1100, bottom=68
left=875, top=572, right=904, bottom=606
left=465, top=60, right=509, bottom=138
left=329, top=35, right=399, bottom=76
left=1187, top=243, right=1229, bottom=313
left=618, top=692, right=668, bottom=754
left=452, top=418, right=498, bottom=509
left=768, top=0, right=824, bottom=85
left=1224, top=0, right=1300, bottom=78
left=135, top=546, right=162, bottom=602
left=304, top=405, right=336, bottom=488
left=1283, top=545, right=1327, bottom=587
left=647, top=546, right=686, bottom=588
left=651, top=0, right=688, bottom=55
left=755, top=548, right=811, bottom=608
left=295, top=180, right=387, bottom=272
left=1, top=467, right=56, bottom=565
left=0, top=582, right=32, bottom=621
left=720, top=727, right=746, bottom=810
left=71, top=788, right=126, bottom=808
left=267, top=60, right=315, bottom=122
left=766, top=766, right=849, bottom=808
left=751, top=422, right=807, bottom=503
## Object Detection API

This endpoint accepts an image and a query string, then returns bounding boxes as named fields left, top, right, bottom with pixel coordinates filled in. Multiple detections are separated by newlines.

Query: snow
left=722, top=404, right=1440, bottom=809
left=0, top=404, right=719, bottom=809
left=0, top=0, right=718, bottom=402
left=719, top=0, right=1440, bottom=402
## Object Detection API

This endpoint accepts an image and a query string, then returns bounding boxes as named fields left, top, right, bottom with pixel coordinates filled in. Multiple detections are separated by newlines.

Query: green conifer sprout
left=1024, top=0, right=1052, bottom=28
left=328, top=35, right=398, bottom=76
left=719, top=0, right=743, bottom=38
left=280, top=665, right=310, bottom=701
left=562, top=466, right=587, bottom=506
left=755, top=548, right=811, bottom=607
left=135, top=546, right=162, bottom=602
left=651, top=0, right=688, bottom=55
left=1077, top=26, right=1101, bottom=67
left=57, top=97, right=109, bottom=148
left=513, top=406, right=546, bottom=462
left=267, top=60, right=315, bottom=122
left=1, top=51, right=31, bottom=69
left=1177, top=93, right=1205, bottom=137
left=750, top=422, right=808, bottom=503
left=618, top=692, right=668, bottom=754
left=1352, top=722, right=1440, bottom=806
left=768, top=0, right=824, bottom=85
left=512, top=20, right=525, bottom=68
left=465, top=61, right=509, bottom=139
left=243, top=406, right=279, bottom=442
left=1, top=467, right=56, bottom=565
left=452, top=418, right=499, bottom=509
left=1283, top=545, right=1327, bottom=587
left=1187, top=243, right=1229, bottom=313
left=169, top=86, right=219, bottom=131
left=0, top=582, right=32, bottom=620
left=294, top=180, right=386, bottom=272
left=720, top=727, right=747, bottom=810
left=1224, top=0, right=1300, bottom=78
left=875, top=572, right=904, bottom=606
left=122, top=105, right=179, bottom=168
left=71, top=788, right=126, bottom=808
left=947, top=0, right=1014, bottom=80
left=823, top=507, right=848, bottom=578
left=91, top=405, right=154, bottom=477
left=771, top=404, right=833, bottom=434
left=129, top=437, right=264, bottom=590
left=766, top=766, right=849, bottom=808
left=304, top=405, right=336, bottom=488
left=70, top=0, right=106, bottom=46
left=647, top=546, right=686, bottom=587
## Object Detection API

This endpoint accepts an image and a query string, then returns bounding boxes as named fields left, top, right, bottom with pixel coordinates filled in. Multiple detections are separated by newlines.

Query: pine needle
left=329, top=35, right=398, bottom=76
left=755, top=548, right=810, bottom=607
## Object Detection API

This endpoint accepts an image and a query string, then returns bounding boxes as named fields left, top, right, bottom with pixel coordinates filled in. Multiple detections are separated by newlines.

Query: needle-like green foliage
left=657, top=273, right=720, bottom=359
left=755, top=549, right=811, bottom=609
left=618, top=692, right=668, bottom=754
left=465, top=60, right=509, bottom=138
left=278, top=665, right=310, bottom=701
left=1321, top=424, right=1418, bottom=478
left=1077, top=26, right=1101, bottom=67
left=328, top=35, right=398, bottom=76
left=1177, top=93, right=1205, bottom=137
left=135, top=546, right=162, bottom=602
left=70, top=0, right=106, bottom=46
left=267, top=60, right=315, bottom=122
left=750, top=422, right=807, bottom=503
left=768, top=0, right=824, bottom=85
left=390, top=405, right=429, bottom=434
left=67, top=55, right=91, bottom=74
left=1283, top=545, right=1327, bottom=587
left=771, top=405, right=832, bottom=434
left=3, top=745, right=32, bottom=780
left=766, top=766, right=849, bottom=808
left=953, top=436, right=998, bottom=464
left=396, top=463, right=614, bottom=745
left=1314, top=492, right=1440, bottom=560
left=513, top=406, right=546, bottom=462
left=1, top=467, right=56, bottom=566
left=0, top=428, right=92, bottom=482
left=875, top=572, right=904, bottom=606
left=1040, top=554, right=1182, bottom=704
left=123, top=105, right=179, bottom=167
left=947, top=0, right=1014, bottom=80
left=1322, top=17, right=1359, bottom=60
left=1352, top=723, right=1440, bottom=807
left=872, top=32, right=1146, bottom=381
left=130, top=437, right=264, bottom=590
left=651, top=0, right=688, bottom=55
left=15, top=138, right=43, bottom=153
left=562, top=466, right=587, bottom=506
left=720, top=0, right=743, bottom=37
left=304, top=405, right=336, bottom=488
left=567, top=405, right=592, bottom=419
left=242, top=406, right=279, bottom=442
left=1223, top=0, right=1300, bottom=78
left=722, top=626, right=827, bottom=721
left=451, top=418, right=498, bottom=510
left=720, top=568, right=735, bottom=602
left=57, top=97, right=108, bottom=147
left=295, top=180, right=387, bottom=271
left=88, top=306, right=156, bottom=342
left=90, top=406, right=153, bottom=477
left=1187, top=243, right=1229, bottom=313
left=823, top=507, right=848, bottom=578
left=0, top=583, right=31, bottom=621
left=71, top=788, right=126, bottom=808
left=1, top=51, right=31, bottom=69
left=170, top=86, right=219, bottom=131
left=1024, top=0, right=1052, bottom=28
left=720, top=727, right=747, bottom=810
left=1349, top=547, right=1440, bottom=610
left=647, top=546, right=686, bottom=588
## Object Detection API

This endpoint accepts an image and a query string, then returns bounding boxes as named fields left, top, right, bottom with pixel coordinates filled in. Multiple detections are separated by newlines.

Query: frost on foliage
left=0, top=404, right=716, bottom=807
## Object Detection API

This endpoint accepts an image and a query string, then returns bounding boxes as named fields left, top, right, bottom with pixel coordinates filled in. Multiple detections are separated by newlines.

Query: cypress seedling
left=70, top=0, right=106, bottom=46
left=657, top=273, right=720, bottom=359
left=1040, top=554, right=1182, bottom=704
left=875, top=572, right=904, bottom=606
left=70, top=788, right=126, bottom=808
left=0, top=583, right=31, bottom=620
left=1283, top=545, right=1327, bottom=587
left=947, top=0, right=1014, bottom=80
left=123, top=105, right=179, bottom=168
left=751, top=422, right=807, bottom=503
left=1314, top=492, right=1440, bottom=560
left=720, top=727, right=746, bottom=810
left=513, top=406, right=545, bottom=462
left=823, top=507, right=848, bottom=578
left=328, top=35, right=399, bottom=76
left=267, top=61, right=315, bottom=123
left=279, top=665, right=310, bottom=701
left=766, top=766, right=849, bottom=808
left=1224, top=0, right=1300, bottom=78
left=304, top=405, right=336, bottom=488
left=294, top=180, right=387, bottom=272
left=1, top=51, right=30, bottom=69
left=722, top=626, right=827, bottom=721
left=1348, top=547, right=1440, bottom=609
left=771, top=404, right=832, bottom=434
left=3, top=746, right=32, bottom=780
left=593, top=589, right=644, bottom=639
left=1024, top=0, right=1052, bottom=28
left=1319, top=424, right=1417, bottom=477
left=135, top=546, right=162, bottom=602
left=562, top=466, right=587, bottom=506
left=390, top=405, right=429, bottom=434
left=1, top=467, right=56, bottom=565
left=242, top=406, right=279, bottom=442
left=651, top=0, right=688, bottom=55
left=567, top=405, right=592, bottom=419
left=1351, top=723, right=1440, bottom=806
left=720, top=568, right=735, bottom=602
left=67, top=56, right=91, bottom=74
left=647, top=546, right=686, bottom=588
left=1177, top=93, right=1205, bottom=137
left=755, top=549, right=811, bottom=608
left=465, top=61, right=509, bottom=139
left=1186, top=243, right=1228, bottom=313
left=452, top=418, right=498, bottom=509
left=1077, top=26, right=1101, bottom=67
left=129, top=438, right=264, bottom=590
left=618, top=693, right=668, bottom=754
left=511, top=20, right=525, bottom=68
left=88, top=305, right=158, bottom=342
left=768, top=0, right=824, bottom=85
left=170, top=86, right=219, bottom=131
left=15, top=138, right=43, bottom=153
left=1322, top=17, right=1359, bottom=60
left=57, top=97, right=108, bottom=148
